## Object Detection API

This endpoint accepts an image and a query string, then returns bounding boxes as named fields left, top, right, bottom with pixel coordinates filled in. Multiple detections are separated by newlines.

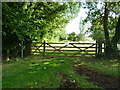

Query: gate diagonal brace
left=70, top=43, right=95, bottom=57
left=53, top=45, right=68, bottom=55
left=33, top=43, right=43, bottom=54
left=46, top=43, right=58, bottom=51
left=70, top=43, right=83, bottom=55
left=46, top=43, right=68, bottom=56
left=81, top=44, right=96, bottom=57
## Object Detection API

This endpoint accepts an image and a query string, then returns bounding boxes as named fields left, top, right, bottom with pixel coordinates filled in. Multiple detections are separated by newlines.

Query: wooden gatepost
left=96, top=39, right=105, bottom=57
left=43, top=40, right=46, bottom=57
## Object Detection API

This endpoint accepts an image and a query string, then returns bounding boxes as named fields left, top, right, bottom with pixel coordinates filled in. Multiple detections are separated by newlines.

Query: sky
left=65, top=2, right=103, bottom=34
left=65, top=8, right=89, bottom=34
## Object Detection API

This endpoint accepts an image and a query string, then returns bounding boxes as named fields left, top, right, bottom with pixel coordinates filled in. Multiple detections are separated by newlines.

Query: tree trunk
left=3, top=50, right=10, bottom=61
left=103, top=2, right=111, bottom=57
left=111, top=16, right=120, bottom=57
left=111, top=16, right=120, bottom=44
left=23, top=40, right=32, bottom=57
left=103, top=2, right=120, bottom=58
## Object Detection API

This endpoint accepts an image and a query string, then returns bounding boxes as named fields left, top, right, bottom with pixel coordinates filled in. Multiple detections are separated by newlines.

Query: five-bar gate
left=31, top=41, right=105, bottom=57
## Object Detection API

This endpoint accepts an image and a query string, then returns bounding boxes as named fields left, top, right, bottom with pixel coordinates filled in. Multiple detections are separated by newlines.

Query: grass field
left=2, top=55, right=119, bottom=88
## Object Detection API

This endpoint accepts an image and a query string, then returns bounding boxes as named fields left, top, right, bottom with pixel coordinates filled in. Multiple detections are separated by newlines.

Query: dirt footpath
left=73, top=63, right=119, bottom=89
left=58, top=72, right=80, bottom=88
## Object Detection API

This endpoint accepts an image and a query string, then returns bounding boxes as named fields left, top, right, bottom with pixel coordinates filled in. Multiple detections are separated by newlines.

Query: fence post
left=21, top=41, right=24, bottom=58
left=43, top=40, right=46, bottom=57
left=95, top=41, right=98, bottom=57
left=98, top=40, right=102, bottom=55
left=104, top=41, right=106, bottom=56
left=100, top=41, right=102, bottom=54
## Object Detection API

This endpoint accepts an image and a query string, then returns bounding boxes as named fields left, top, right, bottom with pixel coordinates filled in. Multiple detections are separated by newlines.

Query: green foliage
left=59, top=29, right=67, bottom=41
left=67, top=32, right=86, bottom=41
left=2, top=2, right=81, bottom=58
left=67, top=32, right=76, bottom=41
left=76, top=34, right=86, bottom=41
left=82, top=2, right=120, bottom=41
left=82, top=2, right=120, bottom=58
left=78, top=20, right=87, bottom=41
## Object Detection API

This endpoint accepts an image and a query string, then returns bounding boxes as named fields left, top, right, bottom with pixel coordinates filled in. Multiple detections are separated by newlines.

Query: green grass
left=2, top=56, right=119, bottom=88
left=2, top=56, right=99, bottom=88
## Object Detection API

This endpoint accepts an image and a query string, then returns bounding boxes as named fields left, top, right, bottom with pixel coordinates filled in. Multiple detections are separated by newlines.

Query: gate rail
left=31, top=41, right=105, bottom=57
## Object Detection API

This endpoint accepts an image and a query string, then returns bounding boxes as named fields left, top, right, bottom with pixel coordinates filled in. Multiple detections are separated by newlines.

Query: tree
left=82, top=2, right=120, bottom=58
left=67, top=32, right=76, bottom=41
left=78, top=18, right=86, bottom=41
left=2, top=2, right=81, bottom=60
left=103, top=2, right=111, bottom=57
left=111, top=16, right=120, bottom=56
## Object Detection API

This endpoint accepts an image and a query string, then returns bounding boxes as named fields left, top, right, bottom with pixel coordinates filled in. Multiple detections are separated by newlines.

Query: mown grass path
left=2, top=56, right=119, bottom=89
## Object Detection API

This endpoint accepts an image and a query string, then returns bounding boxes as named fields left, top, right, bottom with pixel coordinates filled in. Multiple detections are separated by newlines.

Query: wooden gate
left=31, top=41, right=105, bottom=57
